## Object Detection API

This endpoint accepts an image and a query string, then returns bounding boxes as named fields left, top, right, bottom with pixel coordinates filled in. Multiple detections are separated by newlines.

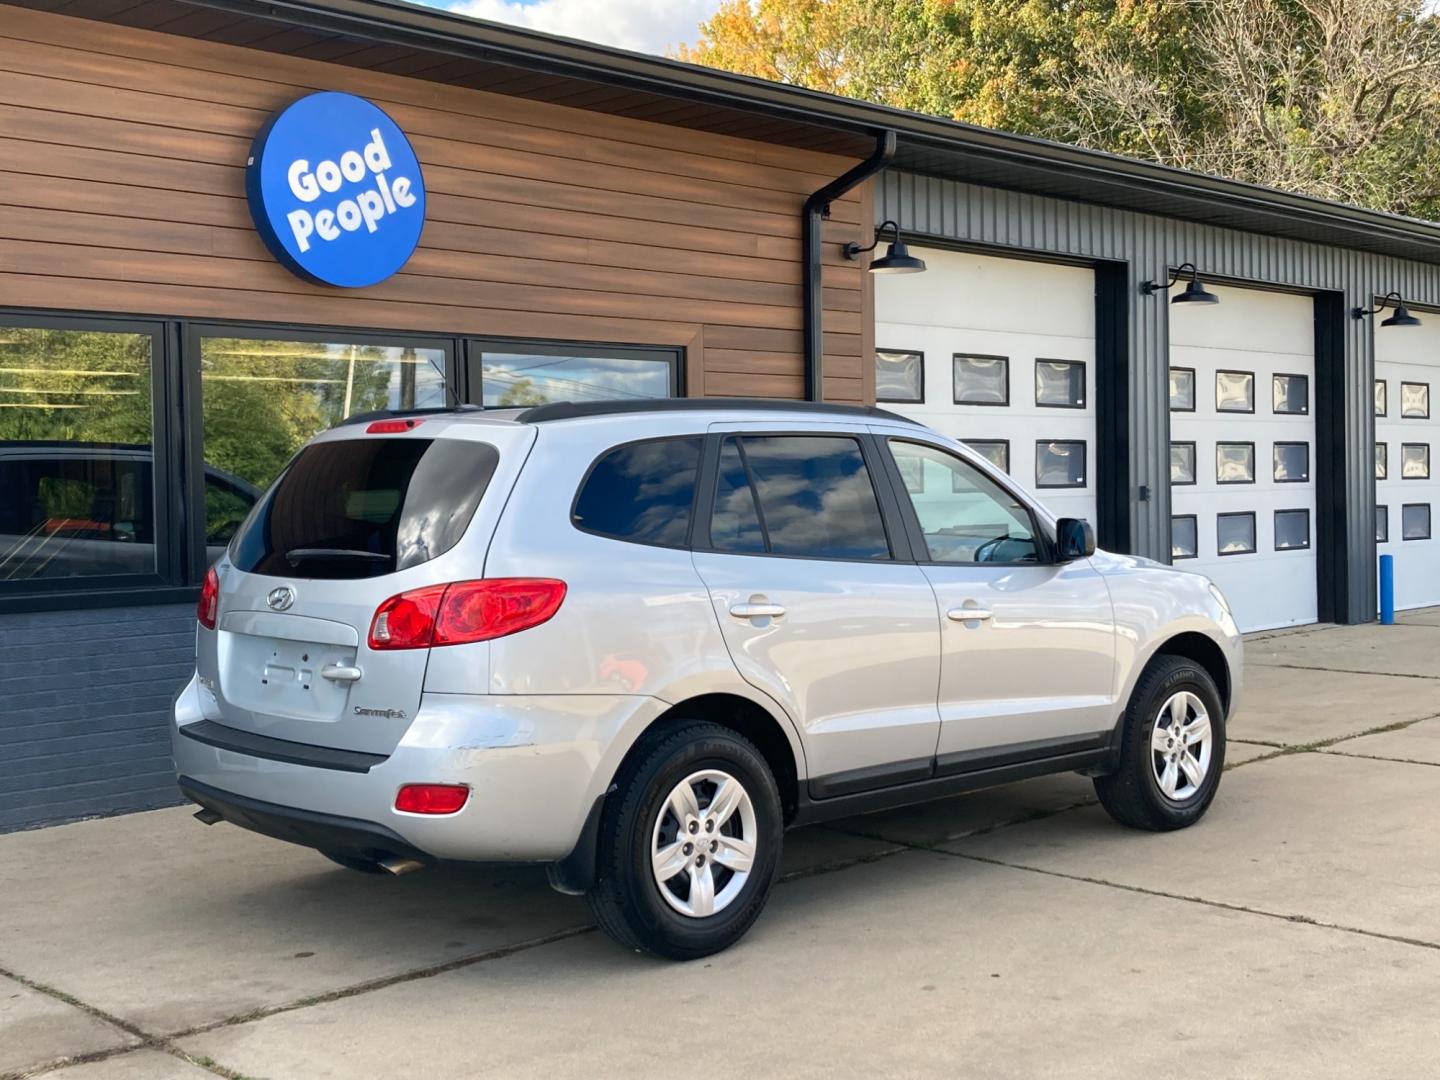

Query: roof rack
left=513, top=398, right=921, bottom=424
left=337, top=404, right=483, bottom=427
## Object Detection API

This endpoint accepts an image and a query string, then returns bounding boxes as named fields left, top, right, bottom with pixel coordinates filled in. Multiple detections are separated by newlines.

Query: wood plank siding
left=0, top=5, right=873, bottom=402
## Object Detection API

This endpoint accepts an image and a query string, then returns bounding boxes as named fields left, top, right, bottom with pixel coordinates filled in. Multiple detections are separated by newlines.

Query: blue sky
left=418, top=0, right=724, bottom=55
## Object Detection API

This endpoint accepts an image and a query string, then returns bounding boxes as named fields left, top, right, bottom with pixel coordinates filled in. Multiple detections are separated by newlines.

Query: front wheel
left=587, top=721, right=783, bottom=959
left=1094, top=655, right=1226, bottom=831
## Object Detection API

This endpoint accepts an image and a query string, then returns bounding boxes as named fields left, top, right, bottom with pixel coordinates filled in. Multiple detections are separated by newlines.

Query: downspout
left=802, top=130, right=897, bottom=402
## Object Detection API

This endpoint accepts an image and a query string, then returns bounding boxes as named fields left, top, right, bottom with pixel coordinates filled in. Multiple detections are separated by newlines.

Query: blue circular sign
left=245, top=92, right=426, bottom=289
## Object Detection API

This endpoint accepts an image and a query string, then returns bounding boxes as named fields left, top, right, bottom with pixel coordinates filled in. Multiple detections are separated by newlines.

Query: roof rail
left=513, top=398, right=921, bottom=424
left=337, top=404, right=483, bottom=427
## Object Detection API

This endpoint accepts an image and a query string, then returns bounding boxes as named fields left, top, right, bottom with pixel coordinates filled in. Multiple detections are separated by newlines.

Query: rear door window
left=572, top=437, right=701, bottom=548
left=230, top=437, right=498, bottom=579
left=708, top=435, right=891, bottom=561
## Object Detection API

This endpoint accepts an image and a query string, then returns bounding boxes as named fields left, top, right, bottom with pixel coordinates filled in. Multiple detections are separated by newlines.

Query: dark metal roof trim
left=513, top=398, right=920, bottom=424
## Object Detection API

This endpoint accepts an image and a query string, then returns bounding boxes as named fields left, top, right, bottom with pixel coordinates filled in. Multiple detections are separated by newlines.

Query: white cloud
left=425, top=0, right=723, bottom=56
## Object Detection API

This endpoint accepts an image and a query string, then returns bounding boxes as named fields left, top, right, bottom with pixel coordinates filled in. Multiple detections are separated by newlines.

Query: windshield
left=230, top=437, right=498, bottom=579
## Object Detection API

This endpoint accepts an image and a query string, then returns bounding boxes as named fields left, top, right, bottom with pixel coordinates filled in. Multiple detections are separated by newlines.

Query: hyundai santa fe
left=174, top=398, right=1242, bottom=958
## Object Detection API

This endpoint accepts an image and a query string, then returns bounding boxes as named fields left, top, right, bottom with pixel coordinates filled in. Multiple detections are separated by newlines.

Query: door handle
left=946, top=606, right=993, bottom=622
left=730, top=601, right=786, bottom=620
left=320, top=664, right=363, bottom=683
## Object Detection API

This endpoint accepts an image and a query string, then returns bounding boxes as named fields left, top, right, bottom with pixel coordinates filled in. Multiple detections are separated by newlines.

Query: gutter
left=803, top=131, right=896, bottom=402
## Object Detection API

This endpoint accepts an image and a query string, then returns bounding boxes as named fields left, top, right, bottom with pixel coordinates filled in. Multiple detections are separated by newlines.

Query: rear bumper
left=172, top=675, right=667, bottom=862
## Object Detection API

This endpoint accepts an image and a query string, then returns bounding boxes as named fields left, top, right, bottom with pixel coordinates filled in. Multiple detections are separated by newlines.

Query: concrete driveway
left=3, top=612, right=1439, bottom=1079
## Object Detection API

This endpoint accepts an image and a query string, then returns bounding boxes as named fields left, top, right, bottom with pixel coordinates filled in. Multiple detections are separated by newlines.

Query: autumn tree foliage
left=676, top=0, right=1440, bottom=220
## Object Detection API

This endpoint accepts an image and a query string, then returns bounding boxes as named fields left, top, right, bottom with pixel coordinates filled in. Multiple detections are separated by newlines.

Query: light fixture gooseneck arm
left=844, top=220, right=900, bottom=260
left=1141, top=262, right=1199, bottom=296
left=1353, top=291, right=1404, bottom=318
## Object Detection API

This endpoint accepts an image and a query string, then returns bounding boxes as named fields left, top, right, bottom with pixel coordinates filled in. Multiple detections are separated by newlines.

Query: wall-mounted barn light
left=1141, top=262, right=1219, bottom=305
left=844, top=220, right=927, bottom=274
left=1353, top=292, right=1421, bottom=327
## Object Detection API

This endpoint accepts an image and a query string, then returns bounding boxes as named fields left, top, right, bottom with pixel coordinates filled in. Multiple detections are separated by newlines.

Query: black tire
left=1094, top=654, right=1226, bottom=831
left=320, top=850, right=388, bottom=874
left=587, top=721, right=783, bottom=960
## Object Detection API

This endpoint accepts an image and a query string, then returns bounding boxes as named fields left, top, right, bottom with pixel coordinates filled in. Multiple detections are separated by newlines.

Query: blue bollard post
left=1379, top=554, right=1395, bottom=625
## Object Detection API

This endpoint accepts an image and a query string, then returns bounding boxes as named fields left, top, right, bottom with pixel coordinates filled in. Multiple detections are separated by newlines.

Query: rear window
left=230, top=437, right=499, bottom=579
left=572, top=437, right=701, bottom=548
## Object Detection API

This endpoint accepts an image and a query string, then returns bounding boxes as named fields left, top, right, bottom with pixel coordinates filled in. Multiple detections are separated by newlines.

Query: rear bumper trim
left=179, top=776, right=432, bottom=865
left=178, top=719, right=388, bottom=774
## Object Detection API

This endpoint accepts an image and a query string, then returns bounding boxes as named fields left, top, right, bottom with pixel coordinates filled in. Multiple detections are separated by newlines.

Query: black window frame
left=464, top=336, right=682, bottom=409
left=1273, top=508, right=1311, bottom=551
left=1170, top=514, right=1199, bottom=561
left=1215, top=441, right=1257, bottom=485
left=1375, top=379, right=1388, bottom=418
left=878, top=436, right=1058, bottom=567
left=1272, top=441, right=1311, bottom=484
left=1034, top=358, right=1086, bottom=410
left=952, top=353, right=1010, bottom=407
left=1216, top=511, right=1258, bottom=556
left=1402, top=503, right=1432, bottom=541
left=568, top=433, right=705, bottom=551
left=1168, top=366, right=1197, bottom=413
left=1215, top=369, right=1256, bottom=414
left=1034, top=439, right=1088, bottom=489
left=1400, top=442, right=1431, bottom=480
left=1272, top=372, right=1310, bottom=415
left=0, top=310, right=184, bottom=611
left=1400, top=381, right=1431, bottom=420
left=695, top=430, right=902, bottom=564
left=1376, top=504, right=1389, bottom=544
left=875, top=347, right=925, bottom=405
left=1170, top=441, right=1198, bottom=486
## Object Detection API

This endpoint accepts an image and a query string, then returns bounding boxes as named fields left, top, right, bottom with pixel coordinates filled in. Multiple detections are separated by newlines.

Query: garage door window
left=1035, top=440, right=1086, bottom=488
left=1377, top=505, right=1389, bottom=543
left=1217, top=442, right=1256, bottom=484
left=1273, top=374, right=1309, bottom=415
left=1274, top=509, right=1310, bottom=551
left=1273, top=442, right=1310, bottom=483
left=1377, top=443, right=1388, bottom=480
left=1172, top=515, right=1198, bottom=560
left=1169, top=367, right=1197, bottom=412
left=1216, top=370, right=1255, bottom=413
left=1402, top=443, right=1431, bottom=480
left=1402, top=504, right=1432, bottom=540
left=876, top=349, right=924, bottom=404
left=1401, top=382, right=1430, bottom=419
left=1217, top=512, right=1257, bottom=555
left=1376, top=380, right=1388, bottom=417
left=1035, top=360, right=1085, bottom=408
left=1171, top=442, right=1197, bottom=485
left=953, top=355, right=1009, bottom=406
left=966, top=440, right=1009, bottom=474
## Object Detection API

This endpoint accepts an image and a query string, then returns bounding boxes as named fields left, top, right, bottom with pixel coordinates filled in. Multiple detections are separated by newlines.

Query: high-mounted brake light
left=395, top=783, right=469, bottom=815
left=366, top=418, right=423, bottom=434
left=368, top=579, right=566, bottom=650
left=197, top=566, right=220, bottom=630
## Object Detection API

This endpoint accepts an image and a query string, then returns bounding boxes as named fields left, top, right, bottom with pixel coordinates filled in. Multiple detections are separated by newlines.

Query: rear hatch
left=196, top=421, right=525, bottom=756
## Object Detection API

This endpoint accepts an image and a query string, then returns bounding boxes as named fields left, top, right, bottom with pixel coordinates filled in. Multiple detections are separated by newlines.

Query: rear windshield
left=230, top=437, right=499, bottom=579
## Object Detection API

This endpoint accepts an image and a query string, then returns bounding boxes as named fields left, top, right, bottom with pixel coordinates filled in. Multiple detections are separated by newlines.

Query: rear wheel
left=587, top=721, right=783, bottom=959
left=1094, top=655, right=1226, bottom=831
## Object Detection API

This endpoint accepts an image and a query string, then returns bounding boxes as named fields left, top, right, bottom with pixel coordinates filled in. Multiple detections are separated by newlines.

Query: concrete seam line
left=1247, top=662, right=1440, bottom=681
left=1320, top=749, right=1440, bottom=769
left=932, top=849, right=1440, bottom=954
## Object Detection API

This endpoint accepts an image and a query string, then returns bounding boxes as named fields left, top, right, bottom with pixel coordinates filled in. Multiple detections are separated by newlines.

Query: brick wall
left=0, top=605, right=192, bottom=830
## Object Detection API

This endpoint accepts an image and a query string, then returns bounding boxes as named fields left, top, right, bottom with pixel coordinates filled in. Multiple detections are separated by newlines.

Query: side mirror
left=1056, top=518, right=1095, bottom=561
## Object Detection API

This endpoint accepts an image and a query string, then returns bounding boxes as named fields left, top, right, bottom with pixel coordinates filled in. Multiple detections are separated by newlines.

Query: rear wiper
left=284, top=548, right=389, bottom=564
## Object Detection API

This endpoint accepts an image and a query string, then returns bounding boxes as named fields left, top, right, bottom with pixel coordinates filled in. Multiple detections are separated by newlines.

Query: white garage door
left=875, top=248, right=1096, bottom=524
left=1169, top=285, right=1317, bottom=632
left=1375, top=323, right=1439, bottom=610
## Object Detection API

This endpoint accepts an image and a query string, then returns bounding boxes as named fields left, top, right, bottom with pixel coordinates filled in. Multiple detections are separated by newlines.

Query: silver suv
left=174, top=399, right=1241, bottom=958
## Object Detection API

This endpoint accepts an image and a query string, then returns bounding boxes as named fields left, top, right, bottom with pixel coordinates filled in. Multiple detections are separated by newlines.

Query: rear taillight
left=368, top=579, right=566, bottom=650
left=198, top=566, right=220, bottom=630
left=367, top=418, right=423, bottom=434
left=395, top=783, right=469, bottom=815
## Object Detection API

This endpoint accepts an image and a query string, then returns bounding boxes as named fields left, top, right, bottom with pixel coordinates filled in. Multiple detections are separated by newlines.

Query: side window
left=709, top=435, right=890, bottom=561
left=888, top=440, right=1040, bottom=564
left=572, top=437, right=701, bottom=548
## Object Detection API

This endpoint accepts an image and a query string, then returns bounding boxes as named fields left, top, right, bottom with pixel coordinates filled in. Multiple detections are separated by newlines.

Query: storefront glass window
left=199, top=334, right=448, bottom=551
left=0, top=323, right=156, bottom=581
left=475, top=346, right=675, bottom=408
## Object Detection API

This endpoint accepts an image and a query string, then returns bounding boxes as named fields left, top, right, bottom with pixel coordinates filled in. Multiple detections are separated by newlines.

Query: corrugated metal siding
left=880, top=171, right=1440, bottom=623
left=0, top=604, right=190, bottom=830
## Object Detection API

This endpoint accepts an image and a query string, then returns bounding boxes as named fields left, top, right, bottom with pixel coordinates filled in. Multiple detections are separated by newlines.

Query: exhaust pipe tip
left=193, top=807, right=223, bottom=826
left=379, top=856, right=426, bottom=876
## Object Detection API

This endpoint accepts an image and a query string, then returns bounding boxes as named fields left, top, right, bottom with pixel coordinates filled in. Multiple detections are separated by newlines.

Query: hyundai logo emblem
left=267, top=586, right=296, bottom=611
